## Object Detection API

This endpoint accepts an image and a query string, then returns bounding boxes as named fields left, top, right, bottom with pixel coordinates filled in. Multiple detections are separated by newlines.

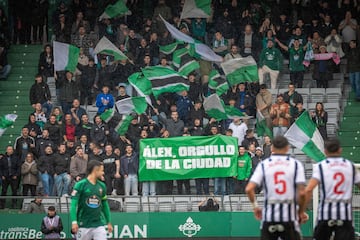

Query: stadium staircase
left=0, top=45, right=42, bottom=149
left=338, top=91, right=360, bottom=162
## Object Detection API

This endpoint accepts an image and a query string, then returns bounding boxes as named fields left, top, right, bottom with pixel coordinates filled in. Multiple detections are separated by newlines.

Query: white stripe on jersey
left=250, top=154, right=306, bottom=223
left=312, top=157, right=360, bottom=221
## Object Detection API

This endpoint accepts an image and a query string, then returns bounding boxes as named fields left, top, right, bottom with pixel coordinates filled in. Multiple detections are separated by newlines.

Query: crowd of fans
left=1, top=0, right=360, bottom=206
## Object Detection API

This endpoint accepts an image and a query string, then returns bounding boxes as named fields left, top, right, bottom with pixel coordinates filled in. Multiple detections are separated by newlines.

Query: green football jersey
left=289, top=47, right=305, bottom=72
left=71, top=178, right=108, bottom=228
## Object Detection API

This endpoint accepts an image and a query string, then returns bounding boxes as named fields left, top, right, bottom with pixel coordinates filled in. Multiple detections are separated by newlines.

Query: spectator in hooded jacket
left=29, top=74, right=52, bottom=118
left=95, top=86, right=114, bottom=114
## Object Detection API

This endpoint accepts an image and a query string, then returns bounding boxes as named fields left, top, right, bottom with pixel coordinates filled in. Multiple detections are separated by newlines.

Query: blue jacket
left=95, top=93, right=114, bottom=114
left=176, top=95, right=193, bottom=122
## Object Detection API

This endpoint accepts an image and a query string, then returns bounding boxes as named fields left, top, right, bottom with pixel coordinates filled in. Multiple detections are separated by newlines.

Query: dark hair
left=35, top=74, right=43, bottom=80
left=272, top=136, right=289, bottom=149
left=324, top=138, right=341, bottom=153
left=207, top=198, right=214, bottom=207
left=87, top=160, right=103, bottom=174
left=260, top=84, right=267, bottom=89
left=246, top=129, right=253, bottom=135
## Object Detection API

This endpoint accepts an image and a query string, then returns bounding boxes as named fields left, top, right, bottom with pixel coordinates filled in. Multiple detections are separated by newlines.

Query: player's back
left=253, top=154, right=305, bottom=223
left=314, top=157, right=357, bottom=221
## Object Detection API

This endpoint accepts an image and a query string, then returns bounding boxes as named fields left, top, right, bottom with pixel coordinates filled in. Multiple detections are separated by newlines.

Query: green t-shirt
left=70, top=178, right=108, bottom=228
left=259, top=47, right=283, bottom=71
left=236, top=154, right=252, bottom=180
left=289, top=47, right=305, bottom=72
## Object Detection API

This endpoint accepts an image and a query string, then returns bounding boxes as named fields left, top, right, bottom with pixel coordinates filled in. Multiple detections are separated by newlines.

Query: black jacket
left=283, top=91, right=303, bottom=105
left=0, top=154, right=21, bottom=178
left=57, top=77, right=78, bottom=103
left=37, top=153, right=56, bottom=175
left=77, top=63, right=96, bottom=87
left=53, top=153, right=71, bottom=175
left=29, top=82, right=51, bottom=105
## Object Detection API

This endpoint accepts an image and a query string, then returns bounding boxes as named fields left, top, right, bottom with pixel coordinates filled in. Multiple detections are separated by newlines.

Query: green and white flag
left=221, top=56, right=259, bottom=86
left=159, top=41, right=182, bottom=55
left=160, top=15, right=222, bottom=62
left=99, top=0, right=131, bottom=21
left=115, top=97, right=148, bottom=115
left=94, top=36, right=128, bottom=61
left=203, top=94, right=248, bottom=121
left=256, top=111, right=273, bottom=139
left=284, top=111, right=326, bottom=162
left=173, top=47, right=200, bottom=77
left=0, top=114, right=17, bottom=137
left=53, top=41, right=80, bottom=72
left=180, top=0, right=211, bottom=19
left=208, top=69, right=229, bottom=96
left=141, top=66, right=189, bottom=98
left=100, top=109, right=133, bottom=136
left=128, top=72, right=153, bottom=97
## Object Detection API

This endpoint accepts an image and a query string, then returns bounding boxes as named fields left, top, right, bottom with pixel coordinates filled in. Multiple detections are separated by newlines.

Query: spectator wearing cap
left=26, top=197, right=45, bottom=213
left=41, top=206, right=63, bottom=239
left=251, top=147, right=263, bottom=174
left=212, top=31, right=229, bottom=57
left=270, top=94, right=291, bottom=137
left=282, top=83, right=304, bottom=117
left=241, top=129, right=259, bottom=149
left=276, top=38, right=307, bottom=88
left=347, top=40, right=360, bottom=101
left=95, top=86, right=114, bottom=114
left=258, top=39, right=283, bottom=89
left=54, top=13, right=71, bottom=43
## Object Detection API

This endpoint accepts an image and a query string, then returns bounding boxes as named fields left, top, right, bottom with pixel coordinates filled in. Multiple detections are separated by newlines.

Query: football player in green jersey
left=70, top=160, right=113, bottom=240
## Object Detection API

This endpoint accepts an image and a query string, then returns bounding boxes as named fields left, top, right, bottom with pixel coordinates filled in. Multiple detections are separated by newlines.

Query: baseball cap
left=256, top=147, right=263, bottom=152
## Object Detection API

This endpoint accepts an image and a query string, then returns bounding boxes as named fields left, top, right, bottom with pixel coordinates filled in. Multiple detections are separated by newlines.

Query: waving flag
left=160, top=15, right=222, bottom=62
left=53, top=41, right=80, bottom=72
left=0, top=114, right=17, bottom=137
left=173, top=47, right=200, bottom=77
left=204, top=94, right=248, bottom=120
left=115, top=97, right=148, bottom=115
left=100, top=109, right=133, bottom=136
left=221, top=56, right=259, bottom=86
left=94, top=36, right=128, bottom=61
left=99, top=0, right=131, bottom=21
left=284, top=111, right=326, bottom=162
left=208, top=69, right=229, bottom=96
left=141, top=66, right=189, bottom=98
left=180, top=0, right=211, bottom=19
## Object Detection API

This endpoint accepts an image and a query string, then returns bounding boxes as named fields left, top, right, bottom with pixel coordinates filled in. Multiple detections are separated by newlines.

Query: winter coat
left=29, top=82, right=51, bottom=105
left=21, top=161, right=38, bottom=186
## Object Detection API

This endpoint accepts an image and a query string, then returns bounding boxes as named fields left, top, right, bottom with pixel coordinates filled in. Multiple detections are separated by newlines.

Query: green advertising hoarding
left=139, top=135, right=238, bottom=181
left=0, top=212, right=314, bottom=239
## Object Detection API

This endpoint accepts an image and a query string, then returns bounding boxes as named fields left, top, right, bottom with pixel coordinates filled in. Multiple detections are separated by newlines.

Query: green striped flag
left=173, top=47, right=200, bottom=77
left=180, top=0, right=211, bottom=19
left=115, top=97, right=148, bottom=115
left=203, top=94, right=248, bottom=121
left=159, top=41, right=182, bottom=55
left=100, top=109, right=133, bottom=136
left=208, top=69, right=229, bottom=96
left=256, top=111, right=273, bottom=139
left=99, top=0, right=130, bottom=21
left=284, top=111, right=326, bottom=162
left=128, top=72, right=153, bottom=97
left=53, top=41, right=80, bottom=72
left=221, top=56, right=259, bottom=86
left=94, top=36, right=128, bottom=61
left=0, top=114, right=17, bottom=137
left=141, top=66, right=190, bottom=98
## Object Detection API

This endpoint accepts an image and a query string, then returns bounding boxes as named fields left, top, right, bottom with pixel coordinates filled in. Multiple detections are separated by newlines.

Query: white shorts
left=77, top=226, right=106, bottom=240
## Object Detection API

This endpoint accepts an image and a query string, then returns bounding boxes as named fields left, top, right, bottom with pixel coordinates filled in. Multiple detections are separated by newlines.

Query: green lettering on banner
left=139, top=135, right=238, bottom=181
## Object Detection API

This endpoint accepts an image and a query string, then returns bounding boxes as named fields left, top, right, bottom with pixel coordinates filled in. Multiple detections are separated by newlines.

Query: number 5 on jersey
left=274, top=171, right=287, bottom=195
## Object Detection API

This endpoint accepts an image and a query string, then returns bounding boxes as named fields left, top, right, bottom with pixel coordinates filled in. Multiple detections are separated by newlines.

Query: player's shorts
left=76, top=226, right=107, bottom=240
left=313, top=220, right=355, bottom=240
left=261, top=221, right=301, bottom=240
